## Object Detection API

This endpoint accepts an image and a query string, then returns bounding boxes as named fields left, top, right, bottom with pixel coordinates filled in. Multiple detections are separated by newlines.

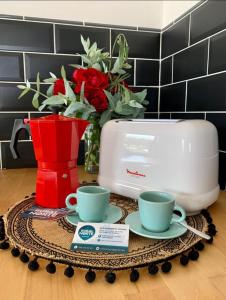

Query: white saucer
left=66, top=204, right=122, bottom=226
left=125, top=211, right=187, bottom=239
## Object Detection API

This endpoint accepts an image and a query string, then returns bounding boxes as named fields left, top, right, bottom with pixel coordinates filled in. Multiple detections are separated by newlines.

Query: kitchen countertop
left=0, top=167, right=226, bottom=300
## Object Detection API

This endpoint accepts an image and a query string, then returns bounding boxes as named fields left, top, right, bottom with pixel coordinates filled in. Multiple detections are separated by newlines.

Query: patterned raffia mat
left=4, top=193, right=208, bottom=270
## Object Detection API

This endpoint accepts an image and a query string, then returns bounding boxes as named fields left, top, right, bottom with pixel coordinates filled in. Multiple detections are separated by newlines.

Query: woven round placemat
left=3, top=192, right=209, bottom=271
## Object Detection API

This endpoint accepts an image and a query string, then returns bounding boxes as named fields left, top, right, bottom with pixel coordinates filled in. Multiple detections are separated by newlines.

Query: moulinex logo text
left=126, top=169, right=146, bottom=177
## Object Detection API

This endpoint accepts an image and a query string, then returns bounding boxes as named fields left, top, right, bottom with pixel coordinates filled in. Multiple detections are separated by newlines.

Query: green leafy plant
left=17, top=34, right=149, bottom=173
left=17, top=34, right=148, bottom=126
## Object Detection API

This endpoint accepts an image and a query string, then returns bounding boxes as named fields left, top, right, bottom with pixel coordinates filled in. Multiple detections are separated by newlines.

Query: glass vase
left=84, top=122, right=101, bottom=174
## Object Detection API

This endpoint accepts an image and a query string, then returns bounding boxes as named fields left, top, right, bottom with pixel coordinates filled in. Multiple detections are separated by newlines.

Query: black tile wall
left=144, top=113, right=158, bottom=119
left=219, top=152, right=226, bottom=190
left=55, top=25, right=110, bottom=54
left=0, top=83, right=34, bottom=111
left=159, top=1, right=226, bottom=188
left=0, top=20, right=53, bottom=52
left=160, top=82, right=186, bottom=112
left=0, top=113, right=29, bottom=140
left=209, top=31, right=226, bottom=74
left=187, top=73, right=226, bottom=111
left=30, top=113, right=51, bottom=119
left=0, top=16, right=160, bottom=169
left=111, top=30, right=160, bottom=59
left=171, top=113, right=205, bottom=120
left=206, top=113, right=226, bottom=151
left=25, top=54, right=80, bottom=81
left=190, top=1, right=226, bottom=44
left=0, top=52, right=24, bottom=81
left=161, top=57, right=172, bottom=85
left=173, top=41, right=208, bottom=82
left=136, top=60, right=159, bottom=86
left=162, top=16, right=189, bottom=58
left=159, top=113, right=170, bottom=119
left=1, top=141, right=37, bottom=168
left=0, top=83, right=48, bottom=111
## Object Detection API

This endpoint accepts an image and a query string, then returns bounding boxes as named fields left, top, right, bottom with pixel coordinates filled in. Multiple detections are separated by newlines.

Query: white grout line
left=161, top=0, right=208, bottom=33
left=0, top=49, right=80, bottom=57
left=111, top=56, right=159, bottom=61
left=109, top=28, right=112, bottom=56
left=145, top=111, right=226, bottom=113
left=204, top=112, right=207, bottom=120
left=0, top=140, right=31, bottom=143
left=171, top=56, right=174, bottom=83
left=158, top=30, right=162, bottom=115
left=185, top=81, right=188, bottom=111
left=219, top=150, right=226, bottom=153
left=22, top=52, right=26, bottom=82
left=0, top=49, right=160, bottom=61
left=0, top=111, right=50, bottom=113
left=0, top=142, right=2, bottom=170
left=161, top=70, right=226, bottom=88
left=53, top=23, right=56, bottom=54
left=161, top=27, right=226, bottom=62
left=134, top=59, right=136, bottom=86
left=206, top=38, right=210, bottom=75
left=0, top=16, right=160, bottom=34
left=0, top=81, right=50, bottom=84
left=133, top=85, right=160, bottom=88
left=188, top=14, right=191, bottom=46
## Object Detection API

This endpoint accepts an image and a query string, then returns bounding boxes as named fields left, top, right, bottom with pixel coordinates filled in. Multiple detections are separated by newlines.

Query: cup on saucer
left=138, top=191, right=186, bottom=232
left=65, top=186, right=110, bottom=222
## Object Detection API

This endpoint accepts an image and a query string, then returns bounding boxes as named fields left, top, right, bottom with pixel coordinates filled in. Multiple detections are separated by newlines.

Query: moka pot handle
left=10, top=119, right=30, bottom=159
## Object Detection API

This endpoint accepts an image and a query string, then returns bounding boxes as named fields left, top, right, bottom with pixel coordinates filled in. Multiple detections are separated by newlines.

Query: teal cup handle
left=65, top=186, right=110, bottom=222
left=171, top=205, right=186, bottom=224
left=65, top=193, right=79, bottom=212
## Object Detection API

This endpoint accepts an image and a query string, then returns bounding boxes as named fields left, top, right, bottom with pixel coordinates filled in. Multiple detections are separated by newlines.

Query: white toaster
left=98, top=119, right=219, bottom=215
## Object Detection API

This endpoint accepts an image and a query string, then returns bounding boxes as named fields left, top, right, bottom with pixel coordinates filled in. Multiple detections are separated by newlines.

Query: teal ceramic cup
left=65, top=186, right=110, bottom=222
left=138, top=191, right=186, bottom=232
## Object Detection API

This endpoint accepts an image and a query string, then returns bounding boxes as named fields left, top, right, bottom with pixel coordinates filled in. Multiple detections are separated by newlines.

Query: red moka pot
left=10, top=115, right=89, bottom=208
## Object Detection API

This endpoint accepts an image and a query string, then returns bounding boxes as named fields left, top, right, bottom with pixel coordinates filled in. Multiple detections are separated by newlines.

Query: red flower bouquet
left=17, top=34, right=148, bottom=172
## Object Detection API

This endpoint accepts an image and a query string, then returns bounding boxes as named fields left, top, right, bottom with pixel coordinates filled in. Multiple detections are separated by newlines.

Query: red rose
left=73, top=68, right=109, bottom=93
left=72, top=68, right=109, bottom=112
left=88, top=90, right=108, bottom=112
left=53, top=79, right=65, bottom=95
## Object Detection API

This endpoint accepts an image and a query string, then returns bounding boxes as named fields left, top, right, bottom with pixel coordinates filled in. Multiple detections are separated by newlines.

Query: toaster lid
left=115, top=119, right=184, bottom=124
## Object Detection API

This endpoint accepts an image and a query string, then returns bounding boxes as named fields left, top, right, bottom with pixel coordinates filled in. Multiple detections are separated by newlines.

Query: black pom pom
left=148, top=263, right=159, bottom=275
left=188, top=249, right=199, bottom=261
left=208, top=224, right=216, bottom=231
left=46, top=261, right=56, bottom=274
left=64, top=265, right=74, bottom=278
left=130, top=269, right=139, bottom=282
left=207, top=236, right=213, bottom=244
left=201, top=209, right=210, bottom=218
left=180, top=254, right=189, bottom=266
left=161, top=261, right=172, bottom=273
left=85, top=270, right=96, bottom=283
left=194, top=241, right=205, bottom=251
left=0, top=233, right=5, bottom=241
left=28, top=258, right=39, bottom=271
left=206, top=216, right=213, bottom=224
left=20, top=252, right=29, bottom=263
left=0, top=241, right=9, bottom=250
left=105, top=271, right=116, bottom=284
left=208, top=228, right=217, bottom=236
left=11, top=247, right=20, bottom=257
